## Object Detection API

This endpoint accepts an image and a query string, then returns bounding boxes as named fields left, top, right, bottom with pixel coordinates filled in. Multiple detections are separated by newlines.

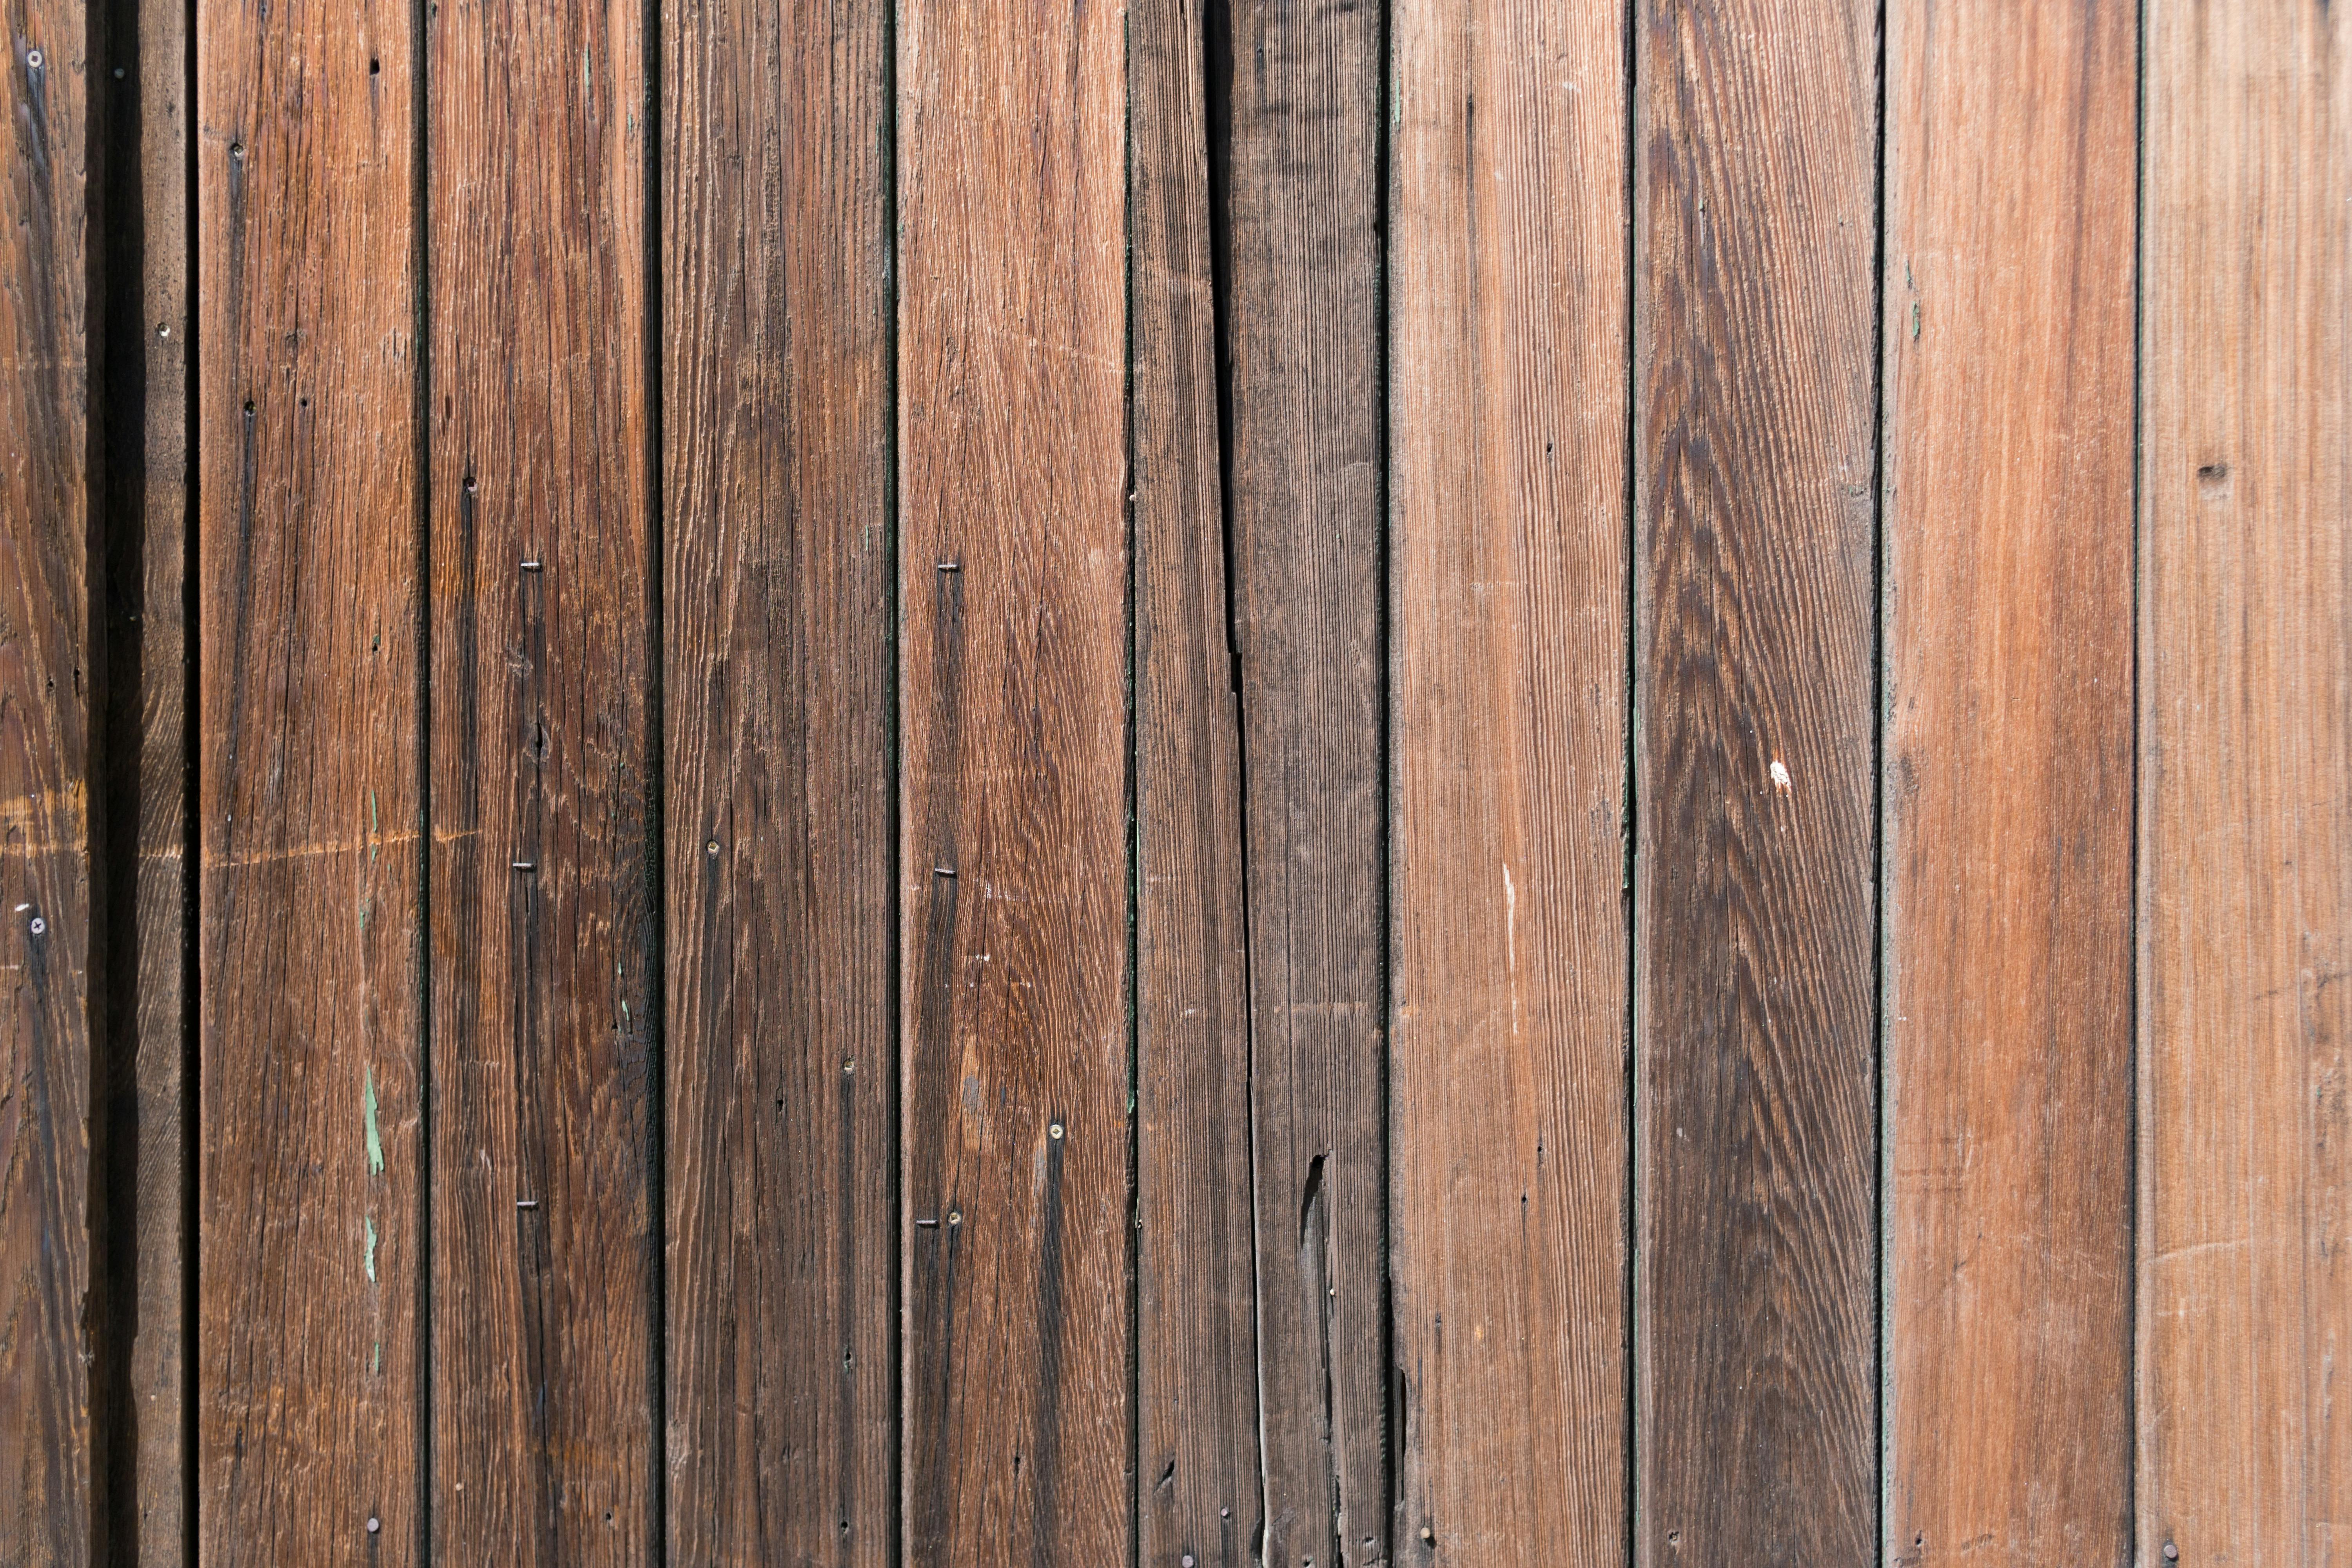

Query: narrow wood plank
left=897, top=0, right=1130, bottom=1551
left=197, top=0, right=423, bottom=1555
left=1880, top=5, right=2137, bottom=1564
left=1390, top=0, right=1631, bottom=1554
left=2141, top=2, right=2351, bottom=1562
left=1218, top=0, right=1388, bottom=1555
left=1, top=11, right=93, bottom=1561
left=1132, top=0, right=1262, bottom=1553
left=427, top=0, right=654, bottom=1559
left=1632, top=0, right=1878, bottom=1560
left=663, top=0, right=895, bottom=1553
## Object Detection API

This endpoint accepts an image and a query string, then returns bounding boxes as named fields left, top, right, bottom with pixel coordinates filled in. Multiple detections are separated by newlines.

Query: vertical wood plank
left=663, top=0, right=896, bottom=1553
left=1132, top=0, right=1262, bottom=1553
left=1389, top=0, right=1631, bottom=1554
left=1632, top=0, right=1879, bottom=1560
left=1218, top=0, right=1388, bottom=1555
left=1880, top=4, right=2137, bottom=1564
left=426, top=0, right=654, bottom=1559
left=897, top=0, right=1131, bottom=1556
left=196, top=0, right=423, bottom=1555
left=0, top=9, right=91, bottom=1560
left=2141, top=2, right=2351, bottom=1562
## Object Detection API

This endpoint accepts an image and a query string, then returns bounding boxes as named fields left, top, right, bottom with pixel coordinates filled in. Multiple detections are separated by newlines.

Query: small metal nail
left=915, top=1218, right=938, bottom=1229
left=366, top=1517, right=380, bottom=1534
left=521, top=558, right=543, bottom=572
left=936, top=561, right=960, bottom=573
left=2163, top=1546, right=2179, bottom=1563
left=512, top=860, right=536, bottom=872
left=517, top=1199, right=539, bottom=1210
left=933, top=865, right=956, bottom=878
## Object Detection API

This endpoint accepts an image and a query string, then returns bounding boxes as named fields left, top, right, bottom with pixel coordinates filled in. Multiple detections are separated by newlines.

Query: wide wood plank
left=197, top=0, right=423, bottom=1555
left=2140, top=2, right=2351, bottom=1562
left=1, top=10, right=93, bottom=1560
left=897, top=0, right=1130, bottom=1556
left=426, top=0, right=654, bottom=1559
left=1389, top=0, right=1631, bottom=1556
left=663, top=0, right=895, bottom=1554
left=1880, top=5, right=2137, bottom=1564
left=1218, top=0, right=1388, bottom=1554
left=1632, top=0, right=1879, bottom=1560
left=1132, top=0, right=1261, bottom=1554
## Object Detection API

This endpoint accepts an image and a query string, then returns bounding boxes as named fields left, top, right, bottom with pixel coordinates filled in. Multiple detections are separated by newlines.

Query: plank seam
left=642, top=0, right=668, bottom=1554
left=412, top=0, right=436, bottom=1549
left=1868, top=0, right=1891, bottom=1555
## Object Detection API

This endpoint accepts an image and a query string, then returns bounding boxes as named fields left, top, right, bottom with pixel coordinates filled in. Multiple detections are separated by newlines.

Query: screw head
left=27, top=916, right=45, bottom=936
left=26, top=49, right=43, bottom=68
left=705, top=839, right=720, bottom=855
left=1048, top=1122, right=1065, bottom=1140
left=946, top=1209, right=961, bottom=1227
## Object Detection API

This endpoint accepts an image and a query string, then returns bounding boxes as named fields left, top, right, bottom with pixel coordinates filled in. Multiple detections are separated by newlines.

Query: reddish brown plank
left=196, top=0, right=423, bottom=1557
left=1132, top=0, right=1261, bottom=1553
left=662, top=0, right=896, bottom=1554
left=897, top=0, right=1131, bottom=1553
left=1389, top=0, right=1632, bottom=1555
left=1633, top=0, right=1880, bottom=1560
left=1880, top=4, right=2138, bottom=1564
left=2140, top=2, right=2351, bottom=1562
left=426, top=0, right=655, bottom=1559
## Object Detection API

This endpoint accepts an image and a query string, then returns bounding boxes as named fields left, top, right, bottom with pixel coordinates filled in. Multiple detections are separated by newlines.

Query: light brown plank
left=2141, top=2, right=2351, bottom=1562
left=1389, top=0, right=1632, bottom=1556
left=196, top=0, right=423, bottom=1556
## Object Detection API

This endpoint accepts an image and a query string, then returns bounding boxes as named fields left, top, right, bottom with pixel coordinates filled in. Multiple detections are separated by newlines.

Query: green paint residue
left=369, top=789, right=380, bottom=866
left=372, top=1340, right=381, bottom=1376
left=1911, top=301, right=1922, bottom=341
left=364, top=1217, right=378, bottom=1283
left=364, top=1067, right=385, bottom=1176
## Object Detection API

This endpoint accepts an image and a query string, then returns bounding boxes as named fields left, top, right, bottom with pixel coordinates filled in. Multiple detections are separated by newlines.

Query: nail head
left=26, top=50, right=43, bottom=68
left=366, top=1517, right=380, bottom=1534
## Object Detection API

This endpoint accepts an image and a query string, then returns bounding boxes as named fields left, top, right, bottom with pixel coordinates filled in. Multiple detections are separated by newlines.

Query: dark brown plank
left=2140, top=2, right=2350, bottom=1561
left=1389, top=0, right=1632, bottom=1554
left=196, top=0, right=423, bottom=1556
left=1218, top=0, right=1388, bottom=1555
left=1632, top=0, right=1878, bottom=1560
left=1132, top=0, right=1261, bottom=1554
left=663, top=0, right=895, bottom=1554
left=426, top=1, right=654, bottom=1559
left=1880, top=4, right=2136, bottom=1563
left=897, top=0, right=1131, bottom=1552
left=1, top=11, right=92, bottom=1561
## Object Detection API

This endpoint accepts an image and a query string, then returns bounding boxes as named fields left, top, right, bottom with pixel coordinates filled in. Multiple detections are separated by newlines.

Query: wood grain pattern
left=663, top=0, right=895, bottom=1553
left=1216, top=0, right=1388, bottom=1556
left=1, top=8, right=92, bottom=1559
left=1388, top=0, right=1631, bottom=1557
left=2140, top=2, right=2351, bottom=1562
left=897, top=0, right=1130, bottom=1555
left=196, top=0, right=423, bottom=1556
left=1132, top=0, right=1262, bottom=1555
left=1880, top=4, right=2137, bottom=1564
left=1632, top=0, right=1878, bottom=1561
left=427, top=0, right=654, bottom=1559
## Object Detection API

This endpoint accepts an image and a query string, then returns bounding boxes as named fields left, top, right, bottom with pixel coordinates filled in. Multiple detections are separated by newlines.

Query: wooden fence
left=2, top=0, right=2345, bottom=1562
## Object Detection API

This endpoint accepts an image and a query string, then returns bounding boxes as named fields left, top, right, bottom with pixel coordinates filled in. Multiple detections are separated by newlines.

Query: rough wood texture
left=1388, top=0, right=1631, bottom=1555
left=1633, top=0, right=1878, bottom=1561
left=1, top=9, right=92, bottom=1560
left=196, top=0, right=423, bottom=1557
left=897, top=0, right=1130, bottom=1555
left=2141, top=2, right=2351, bottom=1562
left=1217, top=0, right=1388, bottom=1556
left=1880, top=4, right=2136, bottom=1564
left=663, top=0, right=895, bottom=1554
left=427, top=0, right=654, bottom=1559
left=1132, top=0, right=1262, bottom=1555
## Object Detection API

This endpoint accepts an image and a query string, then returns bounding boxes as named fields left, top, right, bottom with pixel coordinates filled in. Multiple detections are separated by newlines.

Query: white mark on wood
left=1769, top=758, right=1792, bottom=794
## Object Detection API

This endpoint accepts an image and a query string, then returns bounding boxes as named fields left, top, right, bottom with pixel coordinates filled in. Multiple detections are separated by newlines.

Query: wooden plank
left=896, top=0, right=1130, bottom=1552
left=196, top=0, right=423, bottom=1555
left=1631, top=0, right=1878, bottom=1560
left=662, top=0, right=895, bottom=1554
left=2140, top=2, right=2351, bottom=1562
left=426, top=0, right=654, bottom=1559
left=1880, top=5, right=2137, bottom=1564
left=1131, top=0, right=1261, bottom=1554
left=1218, top=0, right=1388, bottom=1554
left=1, top=11, right=93, bottom=1561
left=1389, top=0, right=1632, bottom=1555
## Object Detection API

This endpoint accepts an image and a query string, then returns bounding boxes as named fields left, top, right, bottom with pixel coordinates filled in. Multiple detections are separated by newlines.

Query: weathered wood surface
left=427, top=0, right=655, bottom=1560
left=1388, top=0, right=1631, bottom=1557
left=2, top=9, right=92, bottom=1560
left=663, top=0, right=896, bottom=1554
left=896, top=0, right=1131, bottom=1556
left=1881, top=4, right=2138, bottom=1564
left=2140, top=2, right=2351, bottom=1563
left=1131, top=0, right=1263, bottom=1557
left=1633, top=0, right=1880, bottom=1561
left=196, top=0, right=424, bottom=1557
